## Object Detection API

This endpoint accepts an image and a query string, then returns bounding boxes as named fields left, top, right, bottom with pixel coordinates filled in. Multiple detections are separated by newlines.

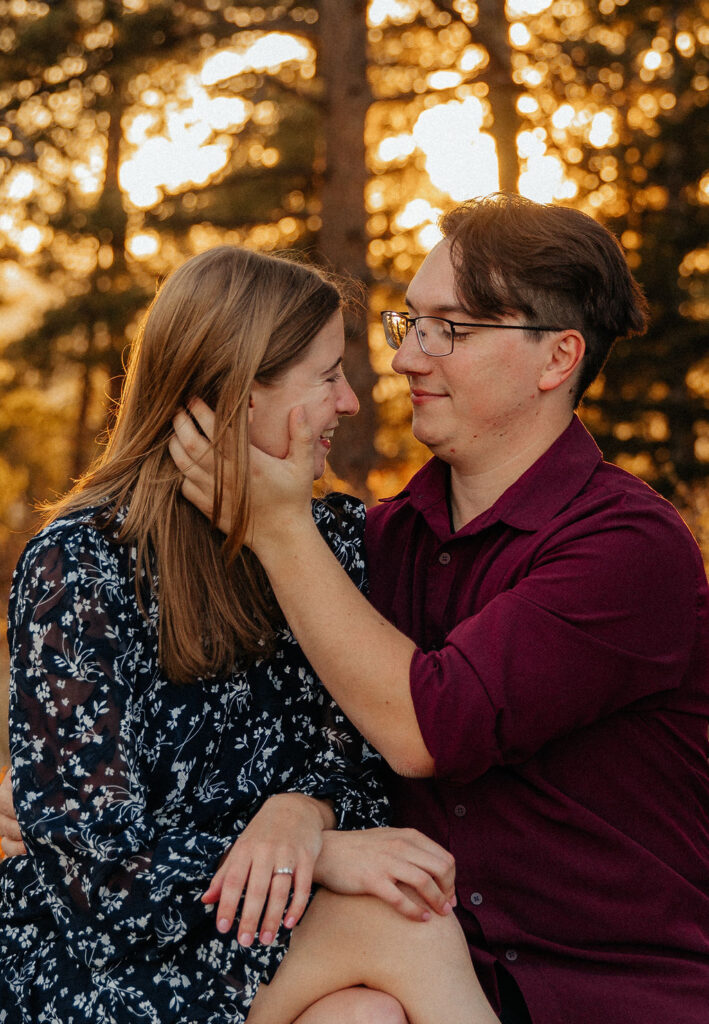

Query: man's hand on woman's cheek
left=171, top=400, right=318, bottom=553
left=170, top=399, right=226, bottom=531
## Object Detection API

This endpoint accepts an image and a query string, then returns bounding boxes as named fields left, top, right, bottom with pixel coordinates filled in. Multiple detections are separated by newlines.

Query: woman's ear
left=538, top=330, right=586, bottom=393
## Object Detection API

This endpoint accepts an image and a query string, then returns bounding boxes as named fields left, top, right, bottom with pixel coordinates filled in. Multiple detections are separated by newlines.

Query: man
left=220, top=193, right=709, bottom=1023
left=5, top=193, right=709, bottom=1021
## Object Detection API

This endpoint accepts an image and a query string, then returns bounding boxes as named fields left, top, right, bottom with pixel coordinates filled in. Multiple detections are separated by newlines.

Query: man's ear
left=538, top=330, right=586, bottom=393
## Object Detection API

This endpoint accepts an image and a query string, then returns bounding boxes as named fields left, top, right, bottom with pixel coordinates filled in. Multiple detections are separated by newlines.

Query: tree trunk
left=442, top=0, right=521, bottom=192
left=316, top=0, right=377, bottom=498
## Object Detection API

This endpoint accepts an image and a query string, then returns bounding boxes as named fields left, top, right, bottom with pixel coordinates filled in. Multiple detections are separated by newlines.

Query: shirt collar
left=389, top=416, right=603, bottom=538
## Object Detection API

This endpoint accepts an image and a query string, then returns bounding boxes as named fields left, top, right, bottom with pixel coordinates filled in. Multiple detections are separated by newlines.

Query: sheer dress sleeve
left=8, top=502, right=389, bottom=977
left=8, top=522, right=234, bottom=971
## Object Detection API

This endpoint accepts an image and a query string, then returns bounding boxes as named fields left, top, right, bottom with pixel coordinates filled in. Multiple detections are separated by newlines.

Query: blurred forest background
left=0, top=0, right=708, bottom=758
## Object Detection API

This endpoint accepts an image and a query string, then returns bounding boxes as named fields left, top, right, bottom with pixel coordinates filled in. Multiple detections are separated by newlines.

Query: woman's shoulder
left=20, top=505, right=115, bottom=559
left=311, top=493, right=367, bottom=583
left=12, top=505, right=131, bottom=598
left=312, top=492, right=366, bottom=540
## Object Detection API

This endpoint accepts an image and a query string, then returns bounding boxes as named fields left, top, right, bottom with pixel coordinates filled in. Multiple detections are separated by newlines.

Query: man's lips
left=410, top=388, right=446, bottom=403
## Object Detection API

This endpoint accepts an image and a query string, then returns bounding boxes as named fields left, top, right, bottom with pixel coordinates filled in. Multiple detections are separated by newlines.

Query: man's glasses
left=380, top=311, right=565, bottom=357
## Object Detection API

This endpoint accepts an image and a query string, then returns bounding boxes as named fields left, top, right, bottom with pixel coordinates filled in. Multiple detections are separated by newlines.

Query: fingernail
left=217, top=918, right=231, bottom=933
left=442, top=901, right=452, bottom=914
left=239, top=932, right=253, bottom=947
left=260, top=931, right=273, bottom=945
left=421, top=911, right=431, bottom=921
left=452, top=894, right=458, bottom=908
left=284, top=916, right=296, bottom=928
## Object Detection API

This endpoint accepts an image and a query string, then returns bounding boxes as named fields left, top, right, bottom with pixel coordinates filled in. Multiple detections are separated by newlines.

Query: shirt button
left=470, top=892, right=483, bottom=906
left=438, top=551, right=451, bottom=565
left=453, top=804, right=467, bottom=817
left=505, top=949, right=518, bottom=962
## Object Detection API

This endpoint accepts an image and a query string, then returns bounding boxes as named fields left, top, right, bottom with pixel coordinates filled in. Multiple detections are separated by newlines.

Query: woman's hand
left=202, top=793, right=333, bottom=946
left=313, top=827, right=457, bottom=923
left=0, top=767, right=26, bottom=857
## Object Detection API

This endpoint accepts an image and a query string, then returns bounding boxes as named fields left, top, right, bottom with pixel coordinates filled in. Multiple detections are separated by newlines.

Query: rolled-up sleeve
left=409, top=505, right=700, bottom=782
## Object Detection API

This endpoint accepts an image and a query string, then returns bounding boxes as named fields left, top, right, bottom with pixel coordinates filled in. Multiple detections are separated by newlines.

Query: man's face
left=392, top=239, right=554, bottom=473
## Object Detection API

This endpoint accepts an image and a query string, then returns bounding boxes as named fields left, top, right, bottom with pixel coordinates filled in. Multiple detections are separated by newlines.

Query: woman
left=0, top=247, right=498, bottom=1024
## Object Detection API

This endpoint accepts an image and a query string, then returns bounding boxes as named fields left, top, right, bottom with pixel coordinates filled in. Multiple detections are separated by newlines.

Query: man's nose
left=391, top=326, right=429, bottom=376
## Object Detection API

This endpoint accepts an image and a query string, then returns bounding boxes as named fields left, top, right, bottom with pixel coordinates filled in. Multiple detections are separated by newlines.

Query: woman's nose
left=337, top=377, right=359, bottom=417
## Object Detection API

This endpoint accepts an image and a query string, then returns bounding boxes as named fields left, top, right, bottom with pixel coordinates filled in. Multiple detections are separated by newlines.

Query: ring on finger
left=272, top=866, right=294, bottom=876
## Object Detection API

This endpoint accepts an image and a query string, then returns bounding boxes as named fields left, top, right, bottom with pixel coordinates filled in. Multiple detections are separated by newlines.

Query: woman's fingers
left=212, top=857, right=250, bottom=934
left=283, top=858, right=314, bottom=931
left=257, top=870, right=298, bottom=944
left=236, top=860, right=282, bottom=946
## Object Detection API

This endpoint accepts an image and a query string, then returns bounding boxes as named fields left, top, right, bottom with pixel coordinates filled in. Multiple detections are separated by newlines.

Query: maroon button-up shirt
left=365, top=416, right=709, bottom=1024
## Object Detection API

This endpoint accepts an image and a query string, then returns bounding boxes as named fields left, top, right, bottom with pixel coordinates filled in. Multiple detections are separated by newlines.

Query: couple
left=2, top=192, right=709, bottom=1024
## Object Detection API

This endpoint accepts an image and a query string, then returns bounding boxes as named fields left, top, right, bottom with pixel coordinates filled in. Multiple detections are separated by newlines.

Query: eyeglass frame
left=380, top=311, right=566, bottom=357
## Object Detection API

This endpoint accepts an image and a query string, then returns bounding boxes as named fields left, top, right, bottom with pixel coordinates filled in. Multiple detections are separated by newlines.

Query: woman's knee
left=294, top=987, right=408, bottom=1024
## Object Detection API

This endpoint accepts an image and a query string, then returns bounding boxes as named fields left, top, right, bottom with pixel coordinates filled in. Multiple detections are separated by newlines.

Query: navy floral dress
left=0, top=496, right=388, bottom=1024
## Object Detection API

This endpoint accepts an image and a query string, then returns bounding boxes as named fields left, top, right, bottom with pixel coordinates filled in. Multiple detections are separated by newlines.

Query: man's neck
left=447, top=414, right=574, bottom=532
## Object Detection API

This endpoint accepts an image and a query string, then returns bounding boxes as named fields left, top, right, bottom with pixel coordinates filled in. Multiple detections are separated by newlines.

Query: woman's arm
left=0, top=767, right=25, bottom=857
left=8, top=526, right=240, bottom=969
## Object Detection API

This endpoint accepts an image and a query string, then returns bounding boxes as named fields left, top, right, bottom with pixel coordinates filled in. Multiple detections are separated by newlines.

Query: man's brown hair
left=440, top=192, right=649, bottom=404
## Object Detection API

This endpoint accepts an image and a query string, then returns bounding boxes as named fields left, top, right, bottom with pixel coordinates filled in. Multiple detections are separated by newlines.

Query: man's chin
left=411, top=419, right=442, bottom=451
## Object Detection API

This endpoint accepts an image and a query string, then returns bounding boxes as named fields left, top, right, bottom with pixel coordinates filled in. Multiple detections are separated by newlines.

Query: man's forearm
left=257, top=518, right=433, bottom=776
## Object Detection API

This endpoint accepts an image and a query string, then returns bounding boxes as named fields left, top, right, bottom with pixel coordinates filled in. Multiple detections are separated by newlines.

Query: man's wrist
left=251, top=515, right=321, bottom=570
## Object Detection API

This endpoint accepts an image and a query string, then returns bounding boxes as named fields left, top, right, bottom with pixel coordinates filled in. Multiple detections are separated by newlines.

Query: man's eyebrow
left=405, top=295, right=470, bottom=317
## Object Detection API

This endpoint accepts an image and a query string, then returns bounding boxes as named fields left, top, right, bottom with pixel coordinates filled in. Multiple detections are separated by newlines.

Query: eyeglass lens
left=383, top=314, right=453, bottom=355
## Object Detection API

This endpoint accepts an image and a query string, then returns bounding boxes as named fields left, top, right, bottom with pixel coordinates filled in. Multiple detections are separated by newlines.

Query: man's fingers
left=180, top=475, right=215, bottom=519
left=391, top=862, right=453, bottom=914
left=373, top=879, right=433, bottom=921
left=286, top=406, right=316, bottom=465
left=186, top=397, right=216, bottom=441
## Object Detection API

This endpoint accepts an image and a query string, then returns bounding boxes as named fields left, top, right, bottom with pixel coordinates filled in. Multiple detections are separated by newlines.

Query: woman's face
left=249, top=310, right=359, bottom=479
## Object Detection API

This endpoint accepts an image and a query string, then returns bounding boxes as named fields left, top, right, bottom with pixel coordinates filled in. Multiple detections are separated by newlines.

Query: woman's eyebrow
left=322, top=357, right=343, bottom=374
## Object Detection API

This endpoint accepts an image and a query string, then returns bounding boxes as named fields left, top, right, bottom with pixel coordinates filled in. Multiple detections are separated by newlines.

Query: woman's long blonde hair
left=47, top=246, right=342, bottom=683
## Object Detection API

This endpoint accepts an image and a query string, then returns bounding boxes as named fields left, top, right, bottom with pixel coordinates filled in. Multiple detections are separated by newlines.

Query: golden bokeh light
left=201, top=34, right=314, bottom=85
